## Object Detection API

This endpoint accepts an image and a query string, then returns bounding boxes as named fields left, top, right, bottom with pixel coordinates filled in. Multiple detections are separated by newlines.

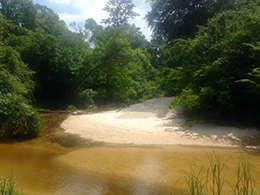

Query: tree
left=1, top=3, right=93, bottom=108
left=100, top=0, right=143, bottom=102
left=125, top=24, right=149, bottom=50
left=146, top=0, right=215, bottom=41
left=168, top=1, right=260, bottom=123
left=72, top=16, right=158, bottom=104
left=0, top=46, right=41, bottom=138
left=72, top=1, right=156, bottom=104
left=145, top=0, right=243, bottom=41
left=36, top=4, right=66, bottom=37
left=1, top=0, right=157, bottom=109
left=84, top=18, right=103, bottom=45
left=0, top=0, right=37, bottom=30
left=90, top=27, right=157, bottom=103
left=101, top=0, right=140, bottom=28
left=0, top=14, right=41, bottom=137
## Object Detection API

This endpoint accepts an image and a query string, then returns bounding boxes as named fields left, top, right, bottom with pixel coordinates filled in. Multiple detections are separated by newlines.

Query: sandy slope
left=61, top=97, right=260, bottom=147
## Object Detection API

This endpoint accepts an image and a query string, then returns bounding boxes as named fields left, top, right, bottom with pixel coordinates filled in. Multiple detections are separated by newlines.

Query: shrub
left=0, top=43, right=41, bottom=138
left=0, top=93, right=41, bottom=138
left=169, top=4, right=260, bottom=123
left=76, top=89, right=97, bottom=108
left=66, top=105, right=77, bottom=112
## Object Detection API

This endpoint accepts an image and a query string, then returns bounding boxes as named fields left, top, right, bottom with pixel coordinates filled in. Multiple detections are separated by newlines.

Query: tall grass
left=184, top=166, right=208, bottom=195
left=0, top=175, right=21, bottom=195
left=207, top=152, right=228, bottom=195
left=229, top=156, right=260, bottom=195
left=174, top=153, right=260, bottom=195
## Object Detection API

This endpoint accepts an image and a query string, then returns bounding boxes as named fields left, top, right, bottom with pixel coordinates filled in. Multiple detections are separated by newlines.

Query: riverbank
left=60, top=97, right=260, bottom=148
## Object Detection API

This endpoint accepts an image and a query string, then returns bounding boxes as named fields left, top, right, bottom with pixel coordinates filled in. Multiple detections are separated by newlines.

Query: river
left=0, top=113, right=259, bottom=195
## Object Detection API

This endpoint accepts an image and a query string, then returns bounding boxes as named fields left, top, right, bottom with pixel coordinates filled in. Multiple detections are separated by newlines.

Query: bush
left=0, top=93, right=41, bottom=138
left=169, top=4, right=260, bottom=123
left=76, top=89, right=97, bottom=108
left=65, top=105, right=77, bottom=112
left=0, top=43, right=41, bottom=138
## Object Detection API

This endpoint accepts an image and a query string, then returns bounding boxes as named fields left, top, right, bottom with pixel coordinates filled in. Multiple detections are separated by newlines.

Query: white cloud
left=58, top=0, right=108, bottom=24
left=44, top=0, right=152, bottom=40
left=47, top=0, right=72, bottom=4
left=59, top=13, right=82, bottom=23
left=133, top=7, right=142, bottom=16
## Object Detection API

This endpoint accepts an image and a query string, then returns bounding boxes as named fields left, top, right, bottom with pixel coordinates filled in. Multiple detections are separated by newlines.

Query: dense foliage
left=0, top=0, right=160, bottom=137
left=145, top=0, right=246, bottom=41
left=165, top=1, right=260, bottom=124
left=145, top=0, right=260, bottom=125
left=1, top=0, right=260, bottom=138
left=146, top=0, right=215, bottom=40
left=101, top=0, right=140, bottom=27
left=72, top=0, right=159, bottom=105
left=0, top=14, right=41, bottom=138
left=82, top=26, right=157, bottom=104
left=1, top=0, right=158, bottom=108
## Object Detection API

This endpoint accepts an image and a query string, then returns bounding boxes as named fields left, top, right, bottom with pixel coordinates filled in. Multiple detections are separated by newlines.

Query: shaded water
left=0, top=141, right=260, bottom=195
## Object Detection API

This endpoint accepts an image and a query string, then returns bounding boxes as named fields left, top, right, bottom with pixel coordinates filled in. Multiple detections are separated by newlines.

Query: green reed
left=207, top=151, right=228, bottom=195
left=0, top=175, right=21, bottom=195
left=229, top=156, right=260, bottom=195
left=183, top=166, right=208, bottom=195
left=173, top=153, right=260, bottom=195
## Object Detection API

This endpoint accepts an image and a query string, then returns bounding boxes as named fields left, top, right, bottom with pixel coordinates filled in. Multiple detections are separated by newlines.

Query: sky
left=32, top=0, right=153, bottom=40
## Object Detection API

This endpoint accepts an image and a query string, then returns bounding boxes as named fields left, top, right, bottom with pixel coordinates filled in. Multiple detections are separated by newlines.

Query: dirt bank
left=61, top=97, right=260, bottom=148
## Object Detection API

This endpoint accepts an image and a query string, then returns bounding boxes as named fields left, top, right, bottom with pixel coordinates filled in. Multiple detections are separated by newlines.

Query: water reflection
left=0, top=141, right=260, bottom=195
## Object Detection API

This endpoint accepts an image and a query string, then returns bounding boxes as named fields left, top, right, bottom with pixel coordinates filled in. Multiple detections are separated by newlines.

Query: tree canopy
left=101, top=0, right=140, bottom=27
left=2, top=0, right=260, bottom=139
left=167, top=0, right=260, bottom=124
left=145, top=0, right=241, bottom=41
left=0, top=13, right=41, bottom=138
left=0, top=0, right=158, bottom=110
left=74, top=0, right=158, bottom=104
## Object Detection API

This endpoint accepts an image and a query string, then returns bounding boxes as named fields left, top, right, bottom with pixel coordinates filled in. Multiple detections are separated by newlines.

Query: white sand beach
left=61, top=97, right=260, bottom=147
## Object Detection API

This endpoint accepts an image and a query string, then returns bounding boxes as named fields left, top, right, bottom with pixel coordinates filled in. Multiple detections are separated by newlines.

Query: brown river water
left=0, top=113, right=260, bottom=195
